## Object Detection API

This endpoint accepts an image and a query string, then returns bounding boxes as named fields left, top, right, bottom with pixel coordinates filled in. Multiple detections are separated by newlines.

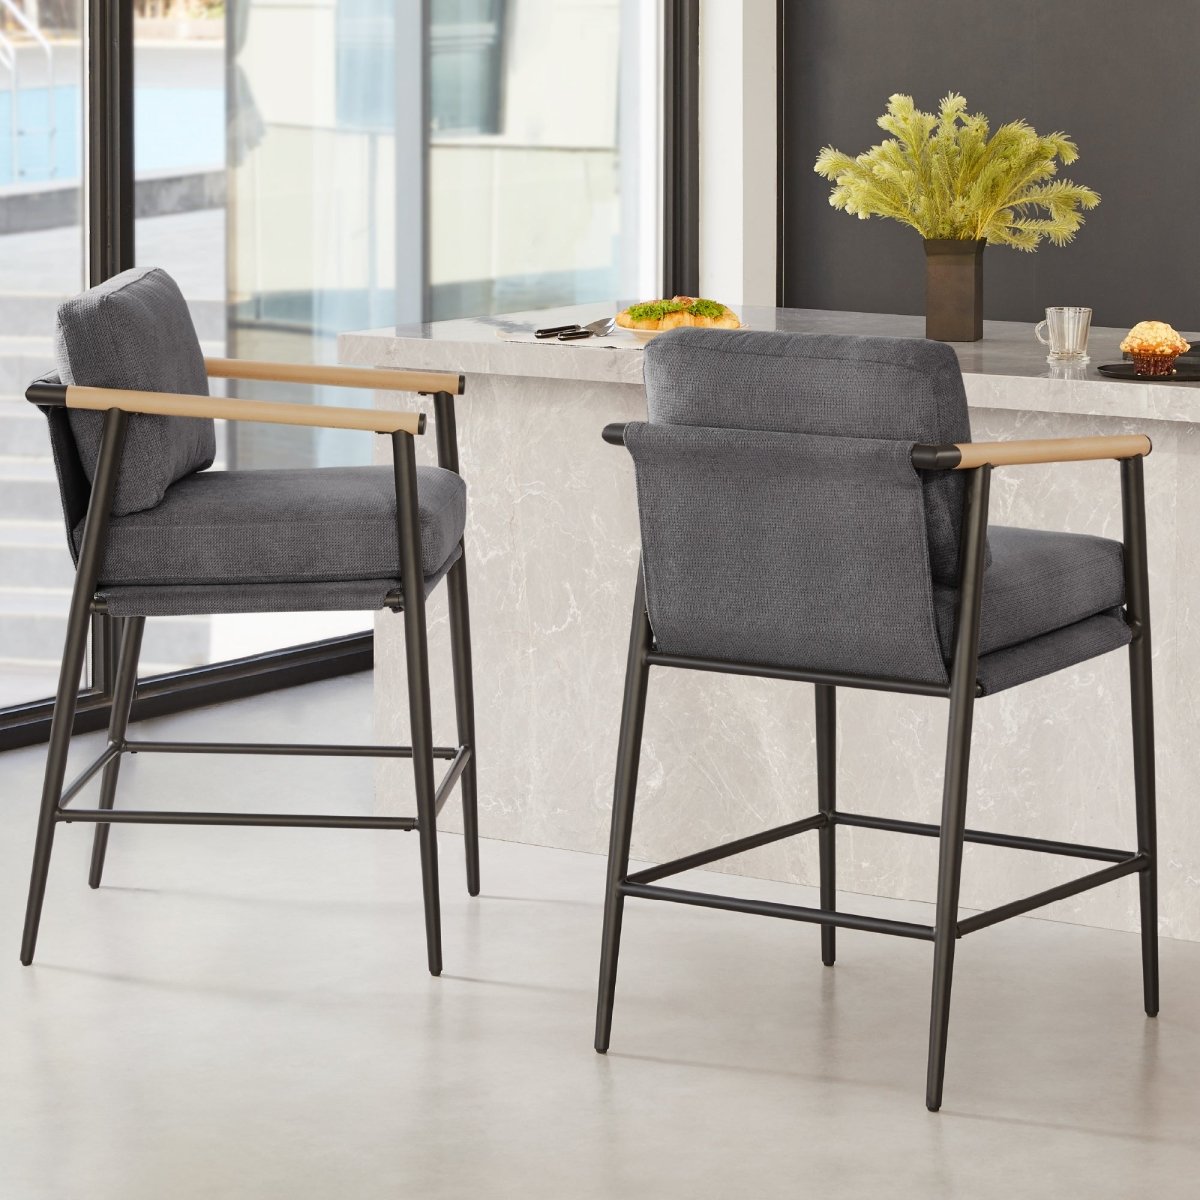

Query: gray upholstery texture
left=33, top=372, right=91, bottom=562
left=54, top=266, right=215, bottom=515
left=643, top=328, right=978, bottom=582
left=975, top=612, right=1131, bottom=695
left=77, top=465, right=466, bottom=609
left=625, top=422, right=949, bottom=685
left=95, top=549, right=461, bottom=617
left=933, top=526, right=1126, bottom=659
left=632, top=327, right=1133, bottom=695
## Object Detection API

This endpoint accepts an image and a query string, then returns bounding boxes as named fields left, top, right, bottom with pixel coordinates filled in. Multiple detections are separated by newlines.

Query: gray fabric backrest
left=626, top=327, right=980, bottom=682
left=54, top=266, right=215, bottom=516
left=625, top=423, right=949, bottom=684
left=643, top=328, right=974, bottom=583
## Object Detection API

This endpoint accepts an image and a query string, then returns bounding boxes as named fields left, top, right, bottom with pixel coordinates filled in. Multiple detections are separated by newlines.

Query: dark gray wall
left=781, top=0, right=1199, bottom=329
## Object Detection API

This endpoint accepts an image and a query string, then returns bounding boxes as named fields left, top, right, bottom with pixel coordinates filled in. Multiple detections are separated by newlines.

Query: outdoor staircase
left=0, top=294, right=225, bottom=697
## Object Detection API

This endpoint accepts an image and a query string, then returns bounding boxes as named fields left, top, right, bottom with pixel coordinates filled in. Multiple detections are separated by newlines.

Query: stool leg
left=926, top=465, right=990, bottom=1112
left=89, top=615, right=145, bottom=888
left=433, top=390, right=481, bottom=897
left=1122, top=455, right=1158, bottom=1016
left=1128, top=648, right=1156, bottom=1012
left=22, top=407, right=128, bottom=965
left=926, top=689, right=975, bottom=1111
left=815, top=684, right=836, bottom=966
left=446, top=554, right=480, bottom=896
left=394, top=430, right=441, bottom=977
left=21, top=594, right=93, bottom=964
left=595, top=570, right=652, bottom=1053
left=1130, top=634, right=1158, bottom=1017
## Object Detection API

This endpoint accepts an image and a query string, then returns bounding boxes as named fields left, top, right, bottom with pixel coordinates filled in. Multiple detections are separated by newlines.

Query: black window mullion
left=663, top=0, right=699, bottom=296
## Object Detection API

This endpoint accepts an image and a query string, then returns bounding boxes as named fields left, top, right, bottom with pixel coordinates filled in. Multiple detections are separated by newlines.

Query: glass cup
left=1035, top=307, right=1092, bottom=364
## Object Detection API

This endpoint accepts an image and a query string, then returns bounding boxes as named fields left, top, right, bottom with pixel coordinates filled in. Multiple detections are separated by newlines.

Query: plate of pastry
left=615, top=296, right=742, bottom=341
left=1098, top=321, right=1198, bottom=380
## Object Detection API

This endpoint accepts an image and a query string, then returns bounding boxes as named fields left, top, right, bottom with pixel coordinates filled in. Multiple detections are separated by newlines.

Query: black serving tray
left=1097, top=362, right=1200, bottom=383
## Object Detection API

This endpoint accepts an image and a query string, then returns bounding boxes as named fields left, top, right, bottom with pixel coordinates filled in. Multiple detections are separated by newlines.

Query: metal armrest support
left=26, top=379, right=425, bottom=436
left=912, top=434, right=1152, bottom=471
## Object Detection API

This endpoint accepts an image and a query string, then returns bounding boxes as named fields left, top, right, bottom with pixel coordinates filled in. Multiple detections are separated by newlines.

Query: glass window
left=429, top=0, right=505, bottom=136
left=0, top=1, right=84, bottom=708
left=428, top=0, right=662, bottom=318
left=0, top=0, right=663, bottom=709
left=135, top=2, right=380, bottom=671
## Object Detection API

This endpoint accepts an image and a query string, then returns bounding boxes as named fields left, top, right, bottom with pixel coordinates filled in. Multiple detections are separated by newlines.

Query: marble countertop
left=340, top=304, right=1200, bottom=425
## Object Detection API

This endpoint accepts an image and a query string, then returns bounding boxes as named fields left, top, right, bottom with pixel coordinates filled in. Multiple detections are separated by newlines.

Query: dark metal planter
left=924, top=238, right=985, bottom=342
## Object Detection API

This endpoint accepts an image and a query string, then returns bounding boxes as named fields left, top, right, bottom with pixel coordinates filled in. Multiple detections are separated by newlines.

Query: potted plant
left=814, top=94, right=1100, bottom=341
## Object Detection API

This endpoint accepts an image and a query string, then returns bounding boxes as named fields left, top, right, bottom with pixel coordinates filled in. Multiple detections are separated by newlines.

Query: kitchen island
left=340, top=306, right=1200, bottom=941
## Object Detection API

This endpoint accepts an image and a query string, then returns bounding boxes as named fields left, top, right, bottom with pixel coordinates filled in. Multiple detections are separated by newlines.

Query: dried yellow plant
left=814, top=93, right=1100, bottom=250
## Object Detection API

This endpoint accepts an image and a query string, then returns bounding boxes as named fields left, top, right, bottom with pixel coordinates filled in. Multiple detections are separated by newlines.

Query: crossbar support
left=956, top=854, right=1149, bottom=936
left=56, top=808, right=418, bottom=831
left=620, top=881, right=936, bottom=941
left=618, top=808, right=1145, bottom=947
left=59, top=744, right=121, bottom=807
left=836, top=811, right=1134, bottom=864
left=625, top=814, right=827, bottom=885
left=122, top=740, right=458, bottom=759
left=433, top=746, right=472, bottom=818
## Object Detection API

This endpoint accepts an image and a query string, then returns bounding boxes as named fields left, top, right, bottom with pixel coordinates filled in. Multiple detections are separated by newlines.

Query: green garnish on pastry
left=616, top=296, right=741, bottom=332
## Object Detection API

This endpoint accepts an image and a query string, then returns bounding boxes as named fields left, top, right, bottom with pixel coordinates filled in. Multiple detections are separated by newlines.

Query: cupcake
left=1120, top=321, right=1191, bottom=377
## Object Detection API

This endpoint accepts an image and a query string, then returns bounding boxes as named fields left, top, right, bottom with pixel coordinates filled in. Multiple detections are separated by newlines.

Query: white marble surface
left=346, top=303, right=1200, bottom=420
left=341, top=306, right=1200, bottom=943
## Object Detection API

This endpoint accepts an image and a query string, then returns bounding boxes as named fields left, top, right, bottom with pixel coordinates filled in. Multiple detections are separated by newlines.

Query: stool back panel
left=643, top=328, right=974, bottom=584
left=625, top=423, right=948, bottom=684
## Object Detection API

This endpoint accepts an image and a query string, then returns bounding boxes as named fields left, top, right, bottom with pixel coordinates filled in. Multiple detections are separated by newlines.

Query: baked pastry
left=616, top=296, right=741, bottom=332
left=1120, top=321, right=1190, bottom=377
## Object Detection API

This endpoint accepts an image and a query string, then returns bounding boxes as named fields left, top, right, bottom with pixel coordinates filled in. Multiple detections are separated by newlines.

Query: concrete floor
left=1, top=674, right=1198, bottom=1199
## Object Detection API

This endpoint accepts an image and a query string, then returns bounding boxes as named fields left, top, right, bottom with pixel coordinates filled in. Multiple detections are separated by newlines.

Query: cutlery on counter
left=534, top=317, right=616, bottom=341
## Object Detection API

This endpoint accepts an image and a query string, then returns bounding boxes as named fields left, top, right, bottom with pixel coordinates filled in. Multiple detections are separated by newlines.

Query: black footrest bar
left=55, top=808, right=418, bottom=831
left=836, top=811, right=1134, bottom=864
left=122, top=740, right=459, bottom=759
left=625, top=813, right=827, bottom=885
left=956, top=853, right=1148, bottom=936
left=620, top=880, right=936, bottom=940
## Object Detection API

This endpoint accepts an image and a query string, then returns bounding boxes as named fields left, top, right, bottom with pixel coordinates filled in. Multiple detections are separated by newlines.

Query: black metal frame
left=594, top=427, right=1158, bottom=1110
left=663, top=0, right=700, bottom=296
left=19, top=387, right=479, bottom=977
left=774, top=0, right=788, bottom=308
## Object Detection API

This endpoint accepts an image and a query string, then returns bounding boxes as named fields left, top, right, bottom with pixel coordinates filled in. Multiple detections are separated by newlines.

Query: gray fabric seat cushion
left=78, top=464, right=466, bottom=593
left=975, top=612, right=1131, bottom=695
left=933, top=526, right=1126, bottom=659
left=54, top=266, right=216, bottom=516
left=643, top=328, right=981, bottom=582
left=93, top=554, right=461, bottom=618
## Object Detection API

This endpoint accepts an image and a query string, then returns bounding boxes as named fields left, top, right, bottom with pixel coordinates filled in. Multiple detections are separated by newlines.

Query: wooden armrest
left=26, top=381, right=424, bottom=436
left=912, top=435, right=1152, bottom=471
left=205, top=357, right=464, bottom=397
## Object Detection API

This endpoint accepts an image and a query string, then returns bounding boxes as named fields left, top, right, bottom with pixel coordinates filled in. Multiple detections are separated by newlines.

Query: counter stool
left=595, top=328, right=1157, bottom=1109
left=20, top=266, right=479, bottom=977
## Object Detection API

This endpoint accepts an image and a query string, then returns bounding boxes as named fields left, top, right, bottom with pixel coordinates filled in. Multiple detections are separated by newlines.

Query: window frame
left=0, top=0, right=699, bottom=753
